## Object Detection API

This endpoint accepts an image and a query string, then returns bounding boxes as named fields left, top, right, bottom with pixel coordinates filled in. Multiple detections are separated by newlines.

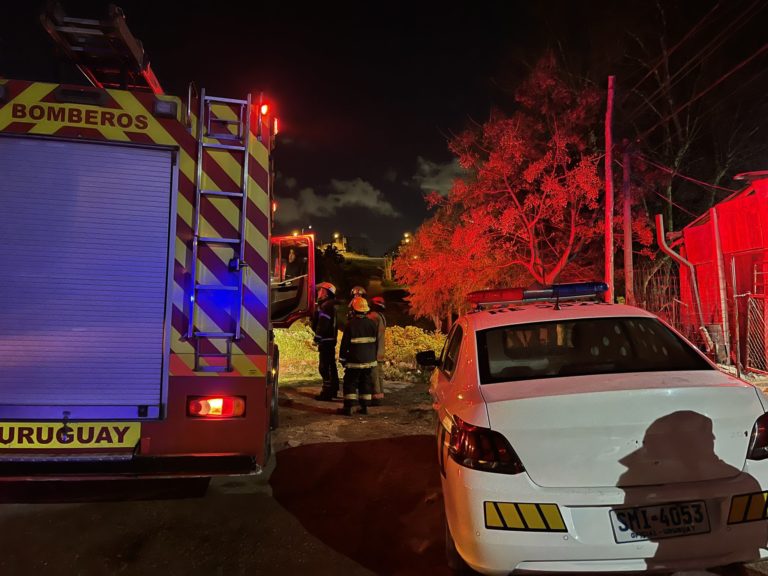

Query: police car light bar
left=467, top=281, right=609, bottom=307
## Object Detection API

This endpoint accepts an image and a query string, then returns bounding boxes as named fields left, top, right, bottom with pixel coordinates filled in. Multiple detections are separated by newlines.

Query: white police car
left=417, top=282, right=768, bottom=575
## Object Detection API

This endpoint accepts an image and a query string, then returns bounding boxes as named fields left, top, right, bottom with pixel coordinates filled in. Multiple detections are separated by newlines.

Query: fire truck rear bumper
left=0, top=453, right=260, bottom=480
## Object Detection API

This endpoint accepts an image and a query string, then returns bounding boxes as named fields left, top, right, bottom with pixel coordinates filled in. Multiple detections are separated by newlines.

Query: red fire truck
left=0, top=4, right=314, bottom=478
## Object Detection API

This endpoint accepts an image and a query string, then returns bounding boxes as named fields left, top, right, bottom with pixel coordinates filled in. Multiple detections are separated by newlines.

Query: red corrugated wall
left=679, top=178, right=768, bottom=360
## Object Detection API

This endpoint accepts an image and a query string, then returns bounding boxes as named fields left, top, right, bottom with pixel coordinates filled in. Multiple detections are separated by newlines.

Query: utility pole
left=623, top=139, right=635, bottom=305
left=604, top=76, right=615, bottom=303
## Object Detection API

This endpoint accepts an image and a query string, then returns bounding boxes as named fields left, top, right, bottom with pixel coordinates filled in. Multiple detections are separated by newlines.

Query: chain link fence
left=635, top=262, right=692, bottom=340
left=746, top=295, right=767, bottom=373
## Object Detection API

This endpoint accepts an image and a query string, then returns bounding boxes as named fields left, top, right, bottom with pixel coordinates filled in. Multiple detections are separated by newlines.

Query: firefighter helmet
left=350, top=285, right=367, bottom=297
left=371, top=296, right=386, bottom=310
left=316, top=282, right=336, bottom=296
left=350, top=295, right=369, bottom=313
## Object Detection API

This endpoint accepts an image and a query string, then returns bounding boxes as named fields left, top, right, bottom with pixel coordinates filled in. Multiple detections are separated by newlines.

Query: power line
left=693, top=65, right=768, bottom=122
left=636, top=154, right=739, bottom=193
left=653, top=189, right=699, bottom=218
left=635, top=40, right=768, bottom=143
left=622, top=2, right=721, bottom=105
left=624, top=0, right=765, bottom=125
left=611, top=156, right=721, bottom=219
left=625, top=0, right=762, bottom=121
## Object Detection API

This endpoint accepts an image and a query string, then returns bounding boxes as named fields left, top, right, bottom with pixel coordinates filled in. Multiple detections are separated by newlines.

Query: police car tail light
left=748, top=412, right=768, bottom=460
left=449, top=417, right=525, bottom=474
left=187, top=396, right=246, bottom=418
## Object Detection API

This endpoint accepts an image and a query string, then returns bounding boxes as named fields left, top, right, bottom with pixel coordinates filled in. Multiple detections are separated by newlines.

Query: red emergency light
left=187, top=396, right=246, bottom=418
left=467, top=282, right=609, bottom=308
left=260, top=103, right=269, bottom=116
left=466, top=287, right=525, bottom=306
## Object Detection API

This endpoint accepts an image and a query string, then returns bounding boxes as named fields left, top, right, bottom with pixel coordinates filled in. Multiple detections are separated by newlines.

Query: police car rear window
left=476, top=317, right=712, bottom=384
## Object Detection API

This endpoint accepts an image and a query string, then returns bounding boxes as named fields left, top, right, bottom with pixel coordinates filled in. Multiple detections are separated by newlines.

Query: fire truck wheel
left=270, top=345, right=280, bottom=430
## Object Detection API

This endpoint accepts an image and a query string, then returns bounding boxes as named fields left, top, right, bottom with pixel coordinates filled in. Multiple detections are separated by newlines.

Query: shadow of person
left=617, top=411, right=767, bottom=574
left=270, top=435, right=451, bottom=576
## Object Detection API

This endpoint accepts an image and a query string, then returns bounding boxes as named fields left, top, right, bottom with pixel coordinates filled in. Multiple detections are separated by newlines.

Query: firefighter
left=368, top=296, right=387, bottom=406
left=338, top=295, right=378, bottom=416
left=313, top=282, right=340, bottom=401
left=347, top=285, right=368, bottom=321
left=350, top=285, right=367, bottom=297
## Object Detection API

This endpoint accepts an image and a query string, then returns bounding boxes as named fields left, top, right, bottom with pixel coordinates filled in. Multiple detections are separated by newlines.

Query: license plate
left=0, top=422, right=141, bottom=449
left=609, top=500, right=710, bottom=543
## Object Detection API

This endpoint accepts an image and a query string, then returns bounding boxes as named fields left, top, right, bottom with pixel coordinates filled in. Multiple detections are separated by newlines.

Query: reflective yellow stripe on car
left=728, top=491, right=768, bottom=524
left=484, top=502, right=567, bottom=532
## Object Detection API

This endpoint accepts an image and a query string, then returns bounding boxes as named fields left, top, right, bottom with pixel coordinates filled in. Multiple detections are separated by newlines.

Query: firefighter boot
left=337, top=405, right=353, bottom=417
left=315, top=378, right=336, bottom=402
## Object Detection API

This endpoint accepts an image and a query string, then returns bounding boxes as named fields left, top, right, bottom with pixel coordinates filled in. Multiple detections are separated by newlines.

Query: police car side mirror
left=416, top=350, right=438, bottom=368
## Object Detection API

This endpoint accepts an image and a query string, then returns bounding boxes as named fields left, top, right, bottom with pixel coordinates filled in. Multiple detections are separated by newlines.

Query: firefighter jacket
left=367, top=310, right=386, bottom=361
left=339, top=313, right=378, bottom=368
left=312, top=298, right=337, bottom=345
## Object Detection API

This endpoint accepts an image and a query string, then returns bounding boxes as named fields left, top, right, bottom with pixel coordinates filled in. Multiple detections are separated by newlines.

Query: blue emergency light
left=523, top=281, right=609, bottom=300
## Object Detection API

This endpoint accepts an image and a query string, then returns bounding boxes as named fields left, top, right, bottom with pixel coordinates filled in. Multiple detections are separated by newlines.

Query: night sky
left=2, top=1, right=763, bottom=254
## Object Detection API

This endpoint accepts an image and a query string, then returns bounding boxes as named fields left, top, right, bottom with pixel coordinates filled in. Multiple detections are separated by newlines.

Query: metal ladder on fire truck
left=42, top=3, right=251, bottom=372
left=187, top=91, right=253, bottom=371
left=40, top=2, right=163, bottom=94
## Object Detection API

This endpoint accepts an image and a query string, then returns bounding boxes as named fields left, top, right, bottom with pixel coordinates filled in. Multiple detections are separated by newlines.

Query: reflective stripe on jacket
left=339, top=313, right=378, bottom=367
left=312, top=298, right=338, bottom=344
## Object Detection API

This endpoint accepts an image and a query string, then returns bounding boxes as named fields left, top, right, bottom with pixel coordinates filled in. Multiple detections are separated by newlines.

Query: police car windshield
left=476, top=317, right=712, bottom=384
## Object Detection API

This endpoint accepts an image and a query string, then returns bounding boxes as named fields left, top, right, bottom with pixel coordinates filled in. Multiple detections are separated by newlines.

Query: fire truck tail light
left=187, top=396, right=246, bottom=418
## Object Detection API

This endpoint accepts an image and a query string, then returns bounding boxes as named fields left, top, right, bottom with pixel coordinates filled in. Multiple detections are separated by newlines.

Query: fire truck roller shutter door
left=0, top=137, right=174, bottom=416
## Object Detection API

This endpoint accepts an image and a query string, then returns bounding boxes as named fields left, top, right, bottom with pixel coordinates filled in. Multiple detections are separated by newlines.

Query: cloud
left=328, top=179, right=400, bottom=217
left=275, top=178, right=400, bottom=224
left=412, top=156, right=465, bottom=196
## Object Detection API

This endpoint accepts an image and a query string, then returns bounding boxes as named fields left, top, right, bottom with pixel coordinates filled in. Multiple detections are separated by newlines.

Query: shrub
left=273, top=321, right=446, bottom=384
left=381, top=325, right=445, bottom=382
left=273, top=320, right=318, bottom=381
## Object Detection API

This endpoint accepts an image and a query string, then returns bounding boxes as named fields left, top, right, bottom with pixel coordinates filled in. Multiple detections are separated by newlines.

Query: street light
left=333, top=232, right=340, bottom=240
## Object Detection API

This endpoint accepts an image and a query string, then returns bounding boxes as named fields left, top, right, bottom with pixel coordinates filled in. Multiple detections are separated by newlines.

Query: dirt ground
left=273, top=378, right=436, bottom=448
left=0, top=379, right=450, bottom=576
left=264, top=378, right=450, bottom=576
left=3, top=378, right=768, bottom=575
